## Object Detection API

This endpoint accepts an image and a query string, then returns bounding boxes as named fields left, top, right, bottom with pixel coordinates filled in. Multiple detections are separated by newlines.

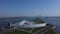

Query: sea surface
left=0, top=17, right=60, bottom=32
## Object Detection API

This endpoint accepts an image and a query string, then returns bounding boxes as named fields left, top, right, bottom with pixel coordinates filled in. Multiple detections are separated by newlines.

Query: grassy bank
left=5, top=29, right=29, bottom=34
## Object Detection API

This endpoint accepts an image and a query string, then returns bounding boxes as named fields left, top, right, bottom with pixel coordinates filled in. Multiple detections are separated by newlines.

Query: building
left=10, top=20, right=47, bottom=28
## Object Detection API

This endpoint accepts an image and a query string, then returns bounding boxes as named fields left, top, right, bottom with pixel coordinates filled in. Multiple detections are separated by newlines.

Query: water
left=0, top=17, right=35, bottom=27
left=0, top=17, right=60, bottom=32
left=42, top=17, right=60, bottom=32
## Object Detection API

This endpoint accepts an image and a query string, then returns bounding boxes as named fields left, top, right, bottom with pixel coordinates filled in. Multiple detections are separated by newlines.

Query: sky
left=0, top=0, right=60, bottom=17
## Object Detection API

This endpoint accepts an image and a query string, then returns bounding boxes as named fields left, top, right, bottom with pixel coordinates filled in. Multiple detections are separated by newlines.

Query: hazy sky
left=0, top=0, right=60, bottom=17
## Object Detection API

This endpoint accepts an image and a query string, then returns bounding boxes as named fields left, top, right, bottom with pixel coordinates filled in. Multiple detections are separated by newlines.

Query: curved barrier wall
left=17, top=23, right=47, bottom=28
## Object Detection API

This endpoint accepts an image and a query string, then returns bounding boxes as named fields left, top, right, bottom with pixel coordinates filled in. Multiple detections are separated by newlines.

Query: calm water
left=42, top=17, right=60, bottom=32
left=0, top=17, right=60, bottom=32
